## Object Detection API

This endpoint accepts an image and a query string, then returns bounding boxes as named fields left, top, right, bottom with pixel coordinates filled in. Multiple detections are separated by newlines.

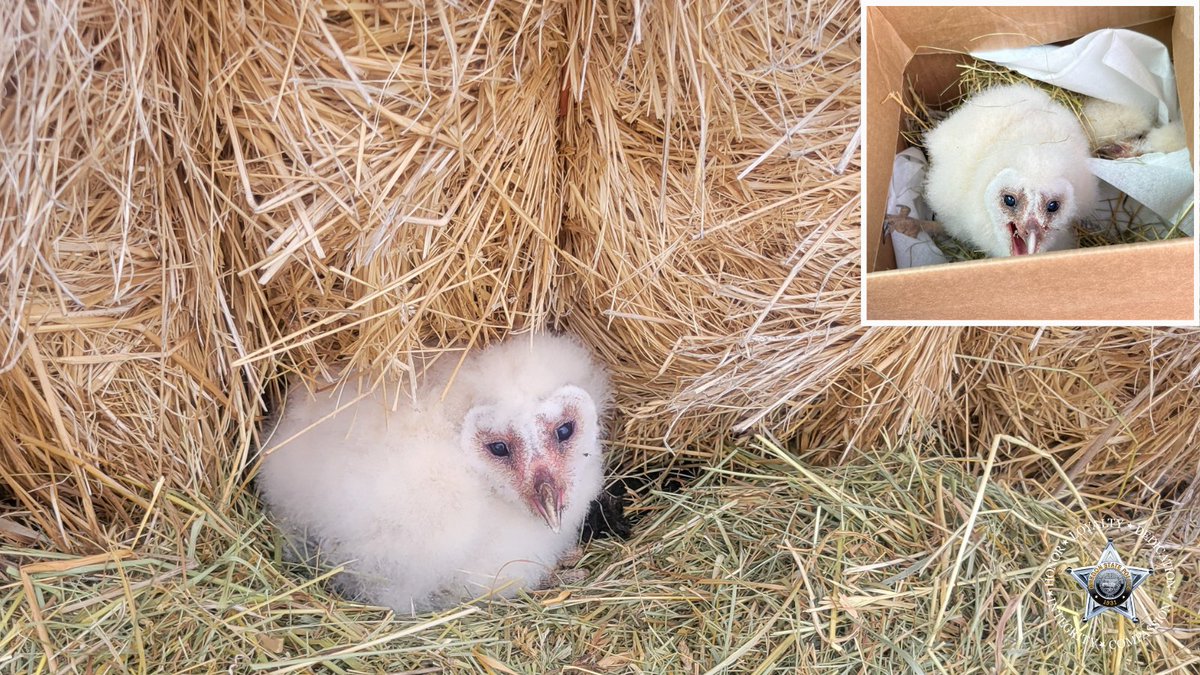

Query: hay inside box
left=864, top=6, right=1197, bottom=322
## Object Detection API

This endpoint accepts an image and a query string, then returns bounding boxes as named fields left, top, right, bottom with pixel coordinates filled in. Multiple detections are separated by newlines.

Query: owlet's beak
left=1008, top=219, right=1042, bottom=256
left=532, top=479, right=564, bottom=533
left=1023, top=228, right=1039, bottom=255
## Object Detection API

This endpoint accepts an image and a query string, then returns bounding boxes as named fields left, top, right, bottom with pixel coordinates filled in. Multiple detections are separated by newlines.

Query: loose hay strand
left=930, top=431, right=1001, bottom=645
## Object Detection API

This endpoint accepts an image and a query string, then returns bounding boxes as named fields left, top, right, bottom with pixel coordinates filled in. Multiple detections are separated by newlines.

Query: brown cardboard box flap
left=866, top=239, right=1194, bottom=322
left=1173, top=6, right=1195, bottom=159
left=875, top=6, right=1176, bottom=53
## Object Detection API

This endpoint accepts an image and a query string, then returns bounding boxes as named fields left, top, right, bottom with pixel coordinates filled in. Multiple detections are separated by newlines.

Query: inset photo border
left=860, top=2, right=1199, bottom=325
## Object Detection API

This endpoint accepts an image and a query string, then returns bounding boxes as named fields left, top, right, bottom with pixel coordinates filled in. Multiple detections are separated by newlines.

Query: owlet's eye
left=1046, top=200, right=1060, bottom=213
left=486, top=441, right=510, bottom=458
left=1003, top=194, right=1016, bottom=207
left=555, top=421, right=575, bottom=442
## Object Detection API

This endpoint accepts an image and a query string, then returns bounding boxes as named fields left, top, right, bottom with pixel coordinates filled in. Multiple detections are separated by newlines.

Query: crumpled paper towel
left=1089, top=152, right=1195, bottom=236
left=886, top=147, right=947, bottom=268
left=973, top=28, right=1194, bottom=235
left=973, top=28, right=1176, bottom=124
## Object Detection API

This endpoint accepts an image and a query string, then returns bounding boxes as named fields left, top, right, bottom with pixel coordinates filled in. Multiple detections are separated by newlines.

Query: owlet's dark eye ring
left=1003, top=194, right=1016, bottom=207
left=555, top=421, right=575, bottom=443
left=1046, top=200, right=1059, bottom=213
left=486, top=441, right=510, bottom=458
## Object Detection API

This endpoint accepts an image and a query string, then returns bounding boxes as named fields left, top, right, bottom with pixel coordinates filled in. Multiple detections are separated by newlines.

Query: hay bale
left=554, top=1, right=1200, bottom=520
left=201, top=0, right=569, bottom=370
left=1, top=0, right=571, bottom=549
left=559, top=0, right=864, bottom=461
left=0, top=0, right=272, bottom=550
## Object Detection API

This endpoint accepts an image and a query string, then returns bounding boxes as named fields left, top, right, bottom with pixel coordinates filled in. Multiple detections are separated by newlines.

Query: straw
left=2, top=2, right=1200, bottom=670
left=2, top=438, right=1196, bottom=671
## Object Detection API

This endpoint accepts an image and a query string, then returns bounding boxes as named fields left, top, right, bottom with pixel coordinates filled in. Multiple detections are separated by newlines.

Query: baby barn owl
left=257, top=334, right=610, bottom=613
left=924, top=83, right=1099, bottom=258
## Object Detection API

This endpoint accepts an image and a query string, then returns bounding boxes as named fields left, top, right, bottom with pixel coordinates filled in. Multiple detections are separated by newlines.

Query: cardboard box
left=864, top=6, right=1198, bottom=323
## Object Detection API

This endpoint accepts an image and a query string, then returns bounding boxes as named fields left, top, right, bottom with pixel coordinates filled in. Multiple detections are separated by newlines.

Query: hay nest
left=2, top=0, right=1200, bottom=669
left=3, top=438, right=1197, bottom=671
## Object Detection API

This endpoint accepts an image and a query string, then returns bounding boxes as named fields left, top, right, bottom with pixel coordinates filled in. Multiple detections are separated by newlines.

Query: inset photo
left=863, top=5, right=1198, bottom=323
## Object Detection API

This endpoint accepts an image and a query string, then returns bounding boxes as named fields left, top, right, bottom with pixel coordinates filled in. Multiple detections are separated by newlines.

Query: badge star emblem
left=1066, top=540, right=1153, bottom=623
